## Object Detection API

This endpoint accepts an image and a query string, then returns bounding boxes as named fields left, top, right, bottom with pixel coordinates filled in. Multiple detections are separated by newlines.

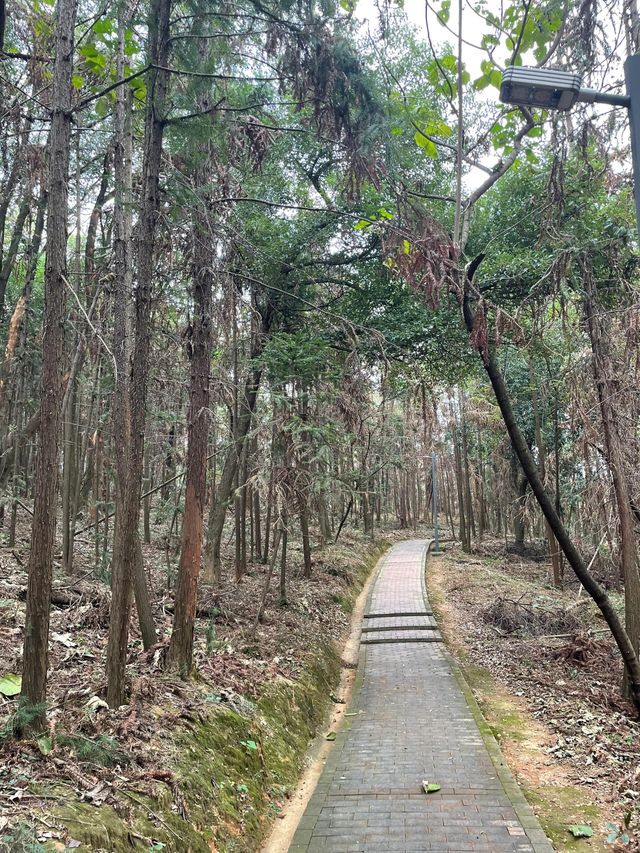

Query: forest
left=1, top=0, right=640, bottom=850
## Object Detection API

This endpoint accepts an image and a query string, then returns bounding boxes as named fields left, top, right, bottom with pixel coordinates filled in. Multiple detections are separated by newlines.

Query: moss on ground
left=44, top=540, right=388, bottom=853
left=526, top=787, right=607, bottom=852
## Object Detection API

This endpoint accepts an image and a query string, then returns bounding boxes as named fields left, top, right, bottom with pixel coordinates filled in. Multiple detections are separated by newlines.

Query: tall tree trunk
left=450, top=392, right=469, bottom=551
left=279, top=506, right=288, bottom=606
left=0, top=194, right=31, bottom=319
left=106, top=13, right=136, bottom=708
left=107, top=0, right=169, bottom=705
left=127, top=0, right=170, bottom=654
left=20, top=0, right=78, bottom=729
left=252, top=434, right=262, bottom=563
left=459, top=387, right=475, bottom=542
left=167, top=155, right=213, bottom=673
left=511, top=452, right=527, bottom=554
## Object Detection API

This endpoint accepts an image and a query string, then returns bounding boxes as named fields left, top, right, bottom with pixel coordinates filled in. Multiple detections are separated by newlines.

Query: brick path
left=288, top=540, right=553, bottom=853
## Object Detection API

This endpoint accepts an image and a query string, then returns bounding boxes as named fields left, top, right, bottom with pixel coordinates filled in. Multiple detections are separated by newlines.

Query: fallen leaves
left=0, top=527, right=383, bottom=846
left=434, top=541, right=640, bottom=846
left=0, top=672, right=21, bottom=696
left=568, top=824, right=594, bottom=838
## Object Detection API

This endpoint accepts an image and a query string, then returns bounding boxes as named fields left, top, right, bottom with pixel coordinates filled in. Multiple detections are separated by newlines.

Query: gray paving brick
left=288, top=541, right=554, bottom=853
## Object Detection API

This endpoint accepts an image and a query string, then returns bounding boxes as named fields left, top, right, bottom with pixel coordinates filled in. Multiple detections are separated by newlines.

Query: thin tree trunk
left=106, top=14, right=136, bottom=707
left=279, top=506, right=288, bottom=606
left=204, top=312, right=271, bottom=582
left=107, top=0, right=168, bottom=705
left=529, top=359, right=561, bottom=586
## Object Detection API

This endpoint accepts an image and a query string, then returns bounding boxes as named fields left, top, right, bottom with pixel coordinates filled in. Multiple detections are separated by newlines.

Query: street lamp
left=499, top=59, right=640, bottom=237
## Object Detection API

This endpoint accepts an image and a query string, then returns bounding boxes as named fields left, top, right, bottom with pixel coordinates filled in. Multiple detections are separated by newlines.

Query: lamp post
left=499, top=59, right=640, bottom=237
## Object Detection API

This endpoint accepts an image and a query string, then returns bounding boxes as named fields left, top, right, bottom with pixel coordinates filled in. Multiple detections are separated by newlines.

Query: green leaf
left=354, top=219, right=371, bottom=230
left=93, top=18, right=113, bottom=35
left=72, top=74, right=84, bottom=90
left=37, top=735, right=52, bottom=755
left=240, top=739, right=258, bottom=750
left=130, top=80, right=146, bottom=103
left=0, top=673, right=21, bottom=697
left=422, top=781, right=441, bottom=794
left=473, top=74, right=491, bottom=91
left=481, top=33, right=499, bottom=48
left=95, top=96, right=110, bottom=118
left=79, top=43, right=107, bottom=73
left=325, top=731, right=337, bottom=741
left=568, top=825, right=593, bottom=838
left=414, top=132, right=437, bottom=158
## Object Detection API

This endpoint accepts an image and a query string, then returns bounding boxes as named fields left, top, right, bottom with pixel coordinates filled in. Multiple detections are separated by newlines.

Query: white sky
left=356, top=0, right=491, bottom=78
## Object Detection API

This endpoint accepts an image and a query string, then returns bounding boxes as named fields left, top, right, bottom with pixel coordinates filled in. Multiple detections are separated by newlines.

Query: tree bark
left=106, top=12, right=137, bottom=708
left=107, top=0, right=169, bottom=705
left=511, top=452, right=527, bottom=554
left=167, top=156, right=213, bottom=673
left=529, top=358, right=561, bottom=586
left=20, top=0, right=78, bottom=729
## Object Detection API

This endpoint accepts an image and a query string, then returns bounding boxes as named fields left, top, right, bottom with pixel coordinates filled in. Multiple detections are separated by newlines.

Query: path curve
left=288, top=539, right=553, bottom=853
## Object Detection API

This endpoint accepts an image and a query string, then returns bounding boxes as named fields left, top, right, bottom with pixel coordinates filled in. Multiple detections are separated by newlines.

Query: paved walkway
left=289, top=540, right=553, bottom=853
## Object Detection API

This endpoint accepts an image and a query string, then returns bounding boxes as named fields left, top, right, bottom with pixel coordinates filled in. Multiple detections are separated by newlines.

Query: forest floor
left=2, top=522, right=639, bottom=852
left=0, top=513, right=391, bottom=852
left=428, top=540, right=640, bottom=853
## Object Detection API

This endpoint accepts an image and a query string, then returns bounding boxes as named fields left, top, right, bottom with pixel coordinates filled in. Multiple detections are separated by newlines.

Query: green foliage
left=261, top=331, right=334, bottom=386
left=0, top=823, right=47, bottom=853
left=0, top=703, right=47, bottom=741
left=339, top=272, right=475, bottom=384
left=57, top=733, right=129, bottom=767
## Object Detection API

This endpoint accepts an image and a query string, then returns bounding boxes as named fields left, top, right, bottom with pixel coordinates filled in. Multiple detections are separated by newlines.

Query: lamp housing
left=500, top=66, right=583, bottom=111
